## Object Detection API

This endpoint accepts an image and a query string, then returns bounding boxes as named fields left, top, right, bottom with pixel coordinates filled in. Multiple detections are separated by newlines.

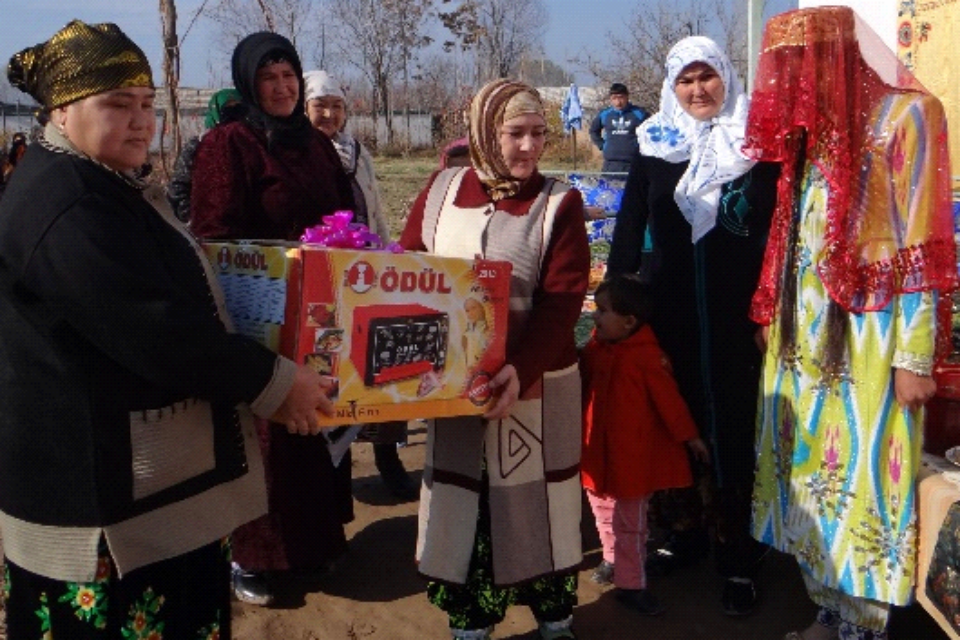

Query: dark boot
left=374, top=442, right=418, bottom=499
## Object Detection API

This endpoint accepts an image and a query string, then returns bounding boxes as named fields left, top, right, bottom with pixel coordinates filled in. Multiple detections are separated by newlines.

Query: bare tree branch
left=329, top=0, right=433, bottom=149
left=159, top=0, right=182, bottom=175
left=573, top=0, right=747, bottom=112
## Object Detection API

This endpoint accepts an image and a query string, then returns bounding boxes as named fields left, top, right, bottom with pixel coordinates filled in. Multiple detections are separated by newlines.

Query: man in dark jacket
left=589, top=83, right=648, bottom=175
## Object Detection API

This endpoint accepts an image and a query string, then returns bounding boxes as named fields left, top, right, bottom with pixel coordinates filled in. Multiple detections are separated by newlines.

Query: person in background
left=0, top=20, right=332, bottom=638
left=403, top=78, right=588, bottom=640
left=166, top=87, right=244, bottom=222
left=28, top=108, right=49, bottom=143
left=440, top=136, right=471, bottom=169
left=6, top=132, right=27, bottom=173
left=303, top=68, right=418, bottom=499
left=581, top=273, right=709, bottom=616
left=0, top=132, right=28, bottom=198
left=190, top=32, right=355, bottom=607
left=588, top=83, right=648, bottom=175
left=745, top=8, right=957, bottom=640
left=606, top=36, right=779, bottom=616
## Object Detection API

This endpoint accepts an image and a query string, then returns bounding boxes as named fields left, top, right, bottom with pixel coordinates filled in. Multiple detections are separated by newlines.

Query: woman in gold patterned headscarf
left=399, top=79, right=589, bottom=640
left=0, top=20, right=333, bottom=639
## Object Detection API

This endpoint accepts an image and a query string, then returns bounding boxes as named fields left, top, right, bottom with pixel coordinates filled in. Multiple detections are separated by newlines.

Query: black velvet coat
left=0, top=143, right=279, bottom=526
left=607, top=156, right=780, bottom=487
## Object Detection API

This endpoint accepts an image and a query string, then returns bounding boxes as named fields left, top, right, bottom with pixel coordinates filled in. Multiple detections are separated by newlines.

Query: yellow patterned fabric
left=752, top=94, right=943, bottom=607
left=7, top=20, right=153, bottom=109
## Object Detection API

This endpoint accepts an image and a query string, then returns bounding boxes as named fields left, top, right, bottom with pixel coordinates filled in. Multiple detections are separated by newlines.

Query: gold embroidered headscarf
left=7, top=20, right=153, bottom=109
left=469, top=79, right=546, bottom=201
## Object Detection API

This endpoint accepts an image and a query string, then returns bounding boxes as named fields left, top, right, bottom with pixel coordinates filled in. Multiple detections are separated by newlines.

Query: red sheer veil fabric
left=744, top=6, right=956, bottom=353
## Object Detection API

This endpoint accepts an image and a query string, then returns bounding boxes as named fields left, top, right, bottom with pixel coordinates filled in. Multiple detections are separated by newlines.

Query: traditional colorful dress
left=753, top=40, right=956, bottom=637
left=752, top=149, right=936, bottom=608
left=746, top=9, right=957, bottom=635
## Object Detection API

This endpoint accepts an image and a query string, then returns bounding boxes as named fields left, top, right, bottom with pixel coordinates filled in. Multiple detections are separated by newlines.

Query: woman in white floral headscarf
left=606, top=35, right=780, bottom=617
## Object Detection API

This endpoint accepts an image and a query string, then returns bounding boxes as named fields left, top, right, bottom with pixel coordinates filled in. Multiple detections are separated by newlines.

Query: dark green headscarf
left=204, top=87, right=242, bottom=129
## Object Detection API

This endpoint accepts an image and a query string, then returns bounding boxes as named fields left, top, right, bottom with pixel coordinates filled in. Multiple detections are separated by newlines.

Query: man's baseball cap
left=609, top=83, right=628, bottom=96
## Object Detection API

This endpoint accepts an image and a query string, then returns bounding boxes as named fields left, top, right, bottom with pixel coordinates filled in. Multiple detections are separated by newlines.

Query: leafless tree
left=575, top=0, right=747, bottom=112
left=478, top=0, right=547, bottom=80
left=329, top=0, right=433, bottom=149
left=439, top=0, right=547, bottom=82
left=411, top=53, right=472, bottom=113
left=204, top=0, right=324, bottom=63
left=159, top=0, right=182, bottom=174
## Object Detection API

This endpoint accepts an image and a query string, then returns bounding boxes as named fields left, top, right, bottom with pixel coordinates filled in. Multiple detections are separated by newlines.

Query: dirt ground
left=229, top=423, right=950, bottom=640
left=0, top=422, right=944, bottom=639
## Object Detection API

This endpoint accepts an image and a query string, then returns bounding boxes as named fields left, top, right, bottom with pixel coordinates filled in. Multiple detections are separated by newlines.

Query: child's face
left=593, top=290, right=635, bottom=343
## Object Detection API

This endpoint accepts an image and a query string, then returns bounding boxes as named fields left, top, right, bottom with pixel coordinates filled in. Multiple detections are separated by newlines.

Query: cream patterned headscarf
left=468, top=79, right=546, bottom=201
left=637, top=36, right=755, bottom=242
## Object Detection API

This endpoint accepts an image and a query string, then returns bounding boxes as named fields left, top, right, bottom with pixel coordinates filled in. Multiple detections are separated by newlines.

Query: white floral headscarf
left=637, top=36, right=755, bottom=242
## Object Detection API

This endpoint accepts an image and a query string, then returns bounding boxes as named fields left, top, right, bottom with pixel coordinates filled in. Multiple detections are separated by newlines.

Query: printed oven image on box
left=351, top=304, right=449, bottom=386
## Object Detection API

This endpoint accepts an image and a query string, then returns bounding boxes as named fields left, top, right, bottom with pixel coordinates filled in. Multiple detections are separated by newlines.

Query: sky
left=0, top=0, right=797, bottom=94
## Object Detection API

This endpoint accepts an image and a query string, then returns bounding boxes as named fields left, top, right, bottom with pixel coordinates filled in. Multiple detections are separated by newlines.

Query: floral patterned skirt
left=4, top=538, right=230, bottom=640
left=427, top=471, right=577, bottom=630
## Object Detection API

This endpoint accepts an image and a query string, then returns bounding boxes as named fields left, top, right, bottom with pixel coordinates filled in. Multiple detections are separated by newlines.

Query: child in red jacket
left=581, top=273, right=709, bottom=615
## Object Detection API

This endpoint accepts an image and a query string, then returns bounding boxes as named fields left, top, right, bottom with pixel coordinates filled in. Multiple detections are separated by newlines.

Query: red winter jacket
left=580, top=325, right=699, bottom=499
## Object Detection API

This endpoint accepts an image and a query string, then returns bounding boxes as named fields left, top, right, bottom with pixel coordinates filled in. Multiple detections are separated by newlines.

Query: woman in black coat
left=0, top=20, right=331, bottom=638
left=607, top=35, right=778, bottom=617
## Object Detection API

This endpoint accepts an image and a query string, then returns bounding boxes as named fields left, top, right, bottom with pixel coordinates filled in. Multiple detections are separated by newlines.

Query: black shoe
left=590, top=560, right=614, bottom=585
left=722, top=577, right=756, bottom=616
left=232, top=566, right=274, bottom=606
left=615, top=588, right=664, bottom=616
left=375, top=443, right=419, bottom=499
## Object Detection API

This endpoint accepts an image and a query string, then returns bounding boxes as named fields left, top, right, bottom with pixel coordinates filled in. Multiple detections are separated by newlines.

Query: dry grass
left=370, top=155, right=438, bottom=238
left=371, top=150, right=601, bottom=240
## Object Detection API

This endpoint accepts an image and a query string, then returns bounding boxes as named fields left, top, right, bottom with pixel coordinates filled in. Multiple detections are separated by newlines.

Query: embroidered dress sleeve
left=887, top=95, right=948, bottom=376
left=892, top=291, right=936, bottom=376
left=509, top=188, right=590, bottom=393
left=22, top=196, right=281, bottom=406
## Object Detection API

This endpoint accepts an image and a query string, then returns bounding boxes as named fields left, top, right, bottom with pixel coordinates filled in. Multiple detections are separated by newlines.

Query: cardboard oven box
left=202, top=241, right=511, bottom=426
